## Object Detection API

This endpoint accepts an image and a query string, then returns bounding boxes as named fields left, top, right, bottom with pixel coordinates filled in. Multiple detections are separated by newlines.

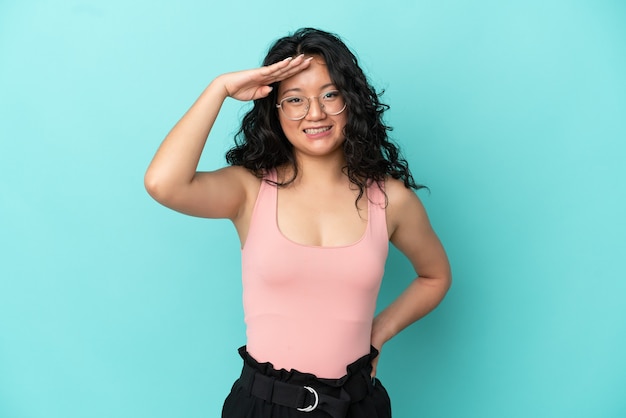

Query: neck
left=281, top=152, right=347, bottom=187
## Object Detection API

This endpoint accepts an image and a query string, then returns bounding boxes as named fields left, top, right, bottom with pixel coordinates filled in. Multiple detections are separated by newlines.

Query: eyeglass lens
left=278, top=91, right=345, bottom=120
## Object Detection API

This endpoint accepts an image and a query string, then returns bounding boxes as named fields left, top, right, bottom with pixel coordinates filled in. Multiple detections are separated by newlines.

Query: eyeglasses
left=276, top=90, right=347, bottom=121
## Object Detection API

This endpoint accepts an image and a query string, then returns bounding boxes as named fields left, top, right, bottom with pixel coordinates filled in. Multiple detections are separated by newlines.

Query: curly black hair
left=226, top=28, right=423, bottom=203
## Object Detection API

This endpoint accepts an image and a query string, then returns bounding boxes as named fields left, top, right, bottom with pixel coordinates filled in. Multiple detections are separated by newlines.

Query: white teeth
left=304, top=127, right=331, bottom=134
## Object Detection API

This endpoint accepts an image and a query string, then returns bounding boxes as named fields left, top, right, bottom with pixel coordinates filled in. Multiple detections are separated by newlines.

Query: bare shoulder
left=384, top=177, right=430, bottom=240
left=385, top=177, right=422, bottom=206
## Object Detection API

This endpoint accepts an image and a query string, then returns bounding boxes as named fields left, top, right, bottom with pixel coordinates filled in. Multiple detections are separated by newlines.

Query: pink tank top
left=241, top=171, right=389, bottom=378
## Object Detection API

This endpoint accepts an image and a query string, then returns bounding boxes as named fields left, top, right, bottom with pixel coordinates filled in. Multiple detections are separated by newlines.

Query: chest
left=276, top=186, right=369, bottom=247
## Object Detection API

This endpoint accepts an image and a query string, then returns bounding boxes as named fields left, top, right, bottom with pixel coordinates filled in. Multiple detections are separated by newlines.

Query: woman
left=145, top=28, right=451, bottom=418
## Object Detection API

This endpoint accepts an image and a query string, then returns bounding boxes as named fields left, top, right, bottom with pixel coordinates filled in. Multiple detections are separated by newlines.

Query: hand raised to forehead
left=219, top=54, right=313, bottom=102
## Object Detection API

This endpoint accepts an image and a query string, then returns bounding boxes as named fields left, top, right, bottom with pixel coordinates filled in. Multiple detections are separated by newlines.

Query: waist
left=245, top=318, right=373, bottom=378
left=237, top=344, right=377, bottom=399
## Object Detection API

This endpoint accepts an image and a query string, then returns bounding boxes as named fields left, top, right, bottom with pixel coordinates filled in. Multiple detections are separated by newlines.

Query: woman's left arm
left=370, top=179, right=452, bottom=375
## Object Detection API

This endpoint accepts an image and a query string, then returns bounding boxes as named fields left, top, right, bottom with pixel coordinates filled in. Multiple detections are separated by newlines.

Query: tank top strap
left=260, top=169, right=278, bottom=219
left=244, top=170, right=278, bottom=251
left=366, top=179, right=389, bottom=242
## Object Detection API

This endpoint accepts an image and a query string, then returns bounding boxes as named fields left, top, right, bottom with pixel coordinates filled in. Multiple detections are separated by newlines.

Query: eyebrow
left=280, top=83, right=337, bottom=97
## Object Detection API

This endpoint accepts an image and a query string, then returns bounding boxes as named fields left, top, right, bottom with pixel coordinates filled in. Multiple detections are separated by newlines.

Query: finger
left=255, top=85, right=274, bottom=99
left=266, top=60, right=312, bottom=84
left=260, top=54, right=312, bottom=82
left=280, top=55, right=313, bottom=77
left=258, top=55, right=298, bottom=77
left=370, top=357, right=379, bottom=378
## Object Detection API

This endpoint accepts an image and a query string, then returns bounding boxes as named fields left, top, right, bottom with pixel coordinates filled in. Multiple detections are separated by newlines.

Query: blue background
left=1, top=1, right=625, bottom=417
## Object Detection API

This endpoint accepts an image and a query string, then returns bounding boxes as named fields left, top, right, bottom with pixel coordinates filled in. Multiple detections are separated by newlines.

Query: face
left=276, top=56, right=348, bottom=162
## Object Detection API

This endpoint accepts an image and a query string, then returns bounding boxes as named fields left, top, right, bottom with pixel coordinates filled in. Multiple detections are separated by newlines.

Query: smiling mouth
left=303, top=126, right=332, bottom=134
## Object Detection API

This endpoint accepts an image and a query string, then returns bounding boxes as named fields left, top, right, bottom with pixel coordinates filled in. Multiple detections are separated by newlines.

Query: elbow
left=444, top=271, right=453, bottom=292
left=144, top=170, right=159, bottom=198
left=428, top=268, right=452, bottom=295
left=416, top=269, right=452, bottom=293
left=442, top=266, right=453, bottom=292
left=144, top=169, right=171, bottom=203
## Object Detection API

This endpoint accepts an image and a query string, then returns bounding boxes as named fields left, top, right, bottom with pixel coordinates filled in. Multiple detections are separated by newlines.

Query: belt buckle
left=296, top=386, right=319, bottom=412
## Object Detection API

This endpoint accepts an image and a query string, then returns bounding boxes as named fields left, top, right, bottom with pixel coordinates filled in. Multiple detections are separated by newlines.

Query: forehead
left=278, top=56, right=335, bottom=95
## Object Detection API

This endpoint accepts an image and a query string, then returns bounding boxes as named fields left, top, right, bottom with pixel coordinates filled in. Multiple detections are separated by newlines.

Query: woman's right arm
left=144, top=54, right=311, bottom=220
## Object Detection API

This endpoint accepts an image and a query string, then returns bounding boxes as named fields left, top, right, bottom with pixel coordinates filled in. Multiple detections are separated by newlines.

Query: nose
left=305, top=97, right=326, bottom=120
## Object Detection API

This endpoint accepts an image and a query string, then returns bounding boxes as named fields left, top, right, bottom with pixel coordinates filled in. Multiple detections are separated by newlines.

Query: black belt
left=239, top=355, right=373, bottom=418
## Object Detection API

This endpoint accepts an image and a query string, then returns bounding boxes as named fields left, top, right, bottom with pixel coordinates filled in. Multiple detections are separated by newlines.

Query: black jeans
left=222, top=346, right=392, bottom=418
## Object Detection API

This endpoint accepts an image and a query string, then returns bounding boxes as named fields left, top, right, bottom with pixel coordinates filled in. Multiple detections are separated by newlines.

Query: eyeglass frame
left=275, top=90, right=347, bottom=121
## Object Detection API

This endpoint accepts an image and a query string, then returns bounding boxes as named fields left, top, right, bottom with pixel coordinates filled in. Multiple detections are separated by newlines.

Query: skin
left=145, top=53, right=451, bottom=378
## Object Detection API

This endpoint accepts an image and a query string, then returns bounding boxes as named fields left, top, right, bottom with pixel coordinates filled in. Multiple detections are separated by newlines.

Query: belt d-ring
left=297, top=386, right=319, bottom=412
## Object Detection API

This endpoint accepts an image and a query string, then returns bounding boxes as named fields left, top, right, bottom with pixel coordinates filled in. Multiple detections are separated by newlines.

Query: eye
left=284, top=96, right=305, bottom=105
left=322, top=91, right=340, bottom=100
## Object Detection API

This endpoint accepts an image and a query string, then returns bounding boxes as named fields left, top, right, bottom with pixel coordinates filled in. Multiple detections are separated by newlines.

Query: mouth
left=303, top=126, right=332, bottom=135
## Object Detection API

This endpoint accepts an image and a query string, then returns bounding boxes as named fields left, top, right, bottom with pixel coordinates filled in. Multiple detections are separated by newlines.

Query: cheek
left=336, top=114, right=348, bottom=134
left=278, top=117, right=301, bottom=140
left=279, top=112, right=298, bottom=127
